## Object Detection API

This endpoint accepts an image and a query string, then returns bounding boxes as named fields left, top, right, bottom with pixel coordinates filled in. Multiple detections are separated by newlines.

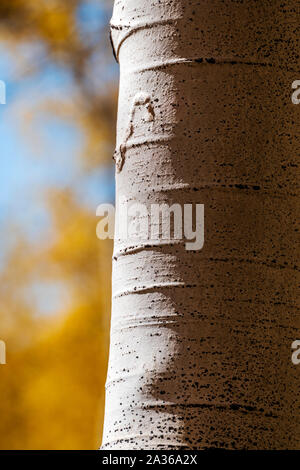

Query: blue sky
left=0, top=1, right=117, bottom=314
left=0, top=1, right=116, bottom=238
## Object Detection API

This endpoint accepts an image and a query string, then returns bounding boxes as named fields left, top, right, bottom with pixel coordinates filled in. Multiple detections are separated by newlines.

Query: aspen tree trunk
left=102, top=1, right=299, bottom=449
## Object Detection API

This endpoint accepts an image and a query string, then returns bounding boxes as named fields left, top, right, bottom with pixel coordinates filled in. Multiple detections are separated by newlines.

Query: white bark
left=102, top=0, right=299, bottom=449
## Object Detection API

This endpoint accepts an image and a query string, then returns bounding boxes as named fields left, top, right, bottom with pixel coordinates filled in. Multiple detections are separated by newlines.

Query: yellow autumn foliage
left=0, top=0, right=115, bottom=449
left=0, top=191, right=113, bottom=449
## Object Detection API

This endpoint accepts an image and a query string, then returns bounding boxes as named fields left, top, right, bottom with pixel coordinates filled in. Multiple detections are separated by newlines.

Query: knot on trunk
left=114, top=92, right=155, bottom=173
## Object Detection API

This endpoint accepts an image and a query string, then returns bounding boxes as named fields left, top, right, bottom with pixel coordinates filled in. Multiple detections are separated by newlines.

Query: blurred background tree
left=0, top=0, right=116, bottom=449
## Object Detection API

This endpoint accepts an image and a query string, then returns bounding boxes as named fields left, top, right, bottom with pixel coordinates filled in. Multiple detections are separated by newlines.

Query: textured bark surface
left=102, top=0, right=299, bottom=449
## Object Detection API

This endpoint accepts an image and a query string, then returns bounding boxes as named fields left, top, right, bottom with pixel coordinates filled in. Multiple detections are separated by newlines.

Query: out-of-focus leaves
left=0, top=189, right=113, bottom=449
left=0, top=0, right=115, bottom=449
left=0, top=0, right=117, bottom=167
